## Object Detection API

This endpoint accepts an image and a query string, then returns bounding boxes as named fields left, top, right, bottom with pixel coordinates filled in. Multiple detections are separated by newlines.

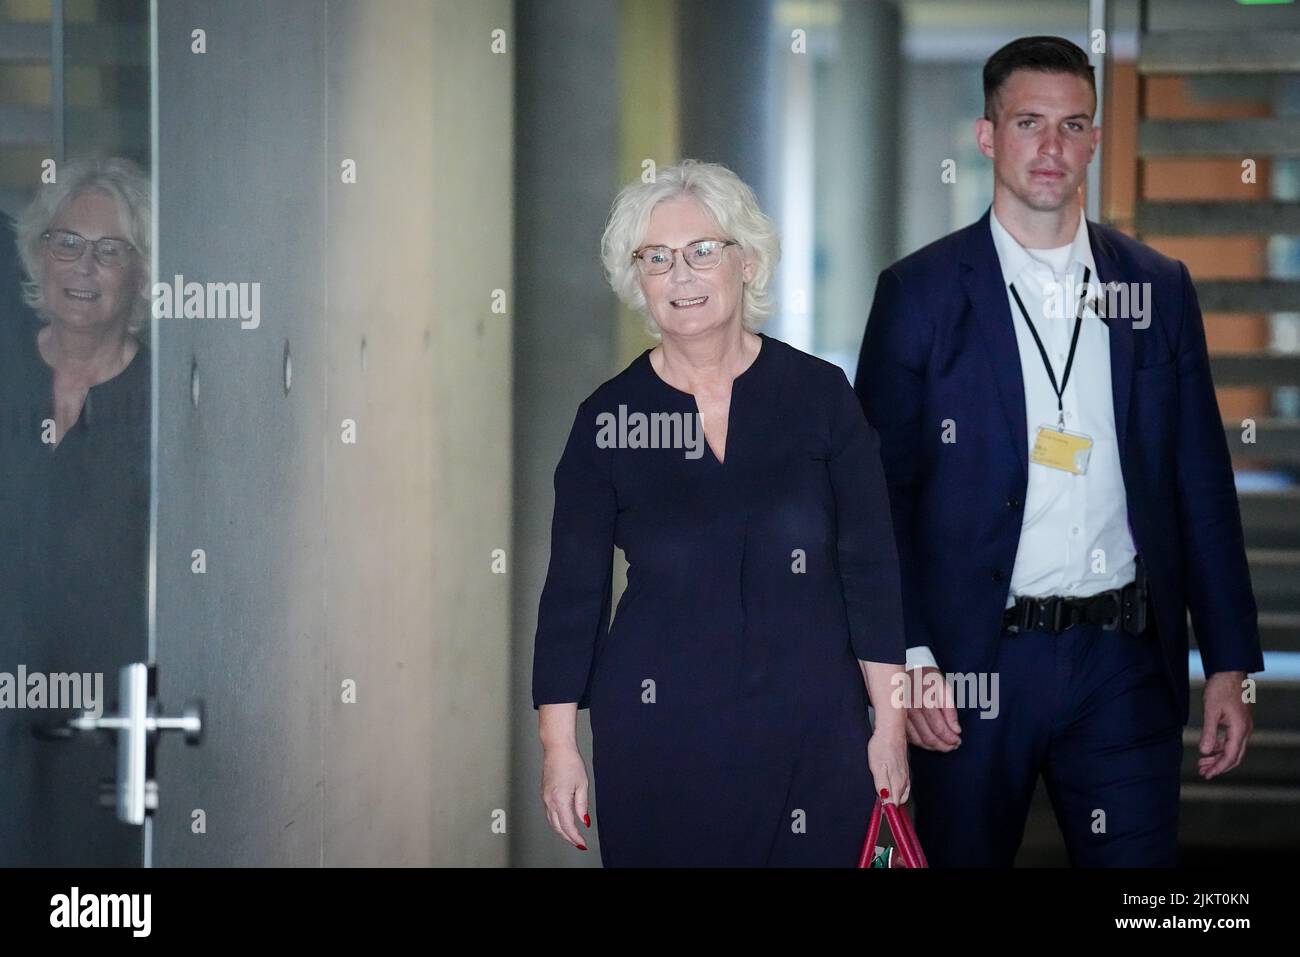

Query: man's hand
left=1198, top=669, right=1253, bottom=780
left=904, top=665, right=962, bottom=752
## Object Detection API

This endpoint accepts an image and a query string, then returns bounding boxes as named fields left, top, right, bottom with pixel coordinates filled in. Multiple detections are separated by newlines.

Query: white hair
left=15, top=155, right=152, bottom=336
left=600, top=159, right=780, bottom=338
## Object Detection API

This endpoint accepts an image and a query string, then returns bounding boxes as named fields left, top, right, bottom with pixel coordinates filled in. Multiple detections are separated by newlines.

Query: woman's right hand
left=541, top=742, right=591, bottom=850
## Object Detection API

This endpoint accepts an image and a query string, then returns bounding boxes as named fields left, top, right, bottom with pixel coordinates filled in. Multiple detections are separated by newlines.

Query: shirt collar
left=988, top=204, right=1095, bottom=289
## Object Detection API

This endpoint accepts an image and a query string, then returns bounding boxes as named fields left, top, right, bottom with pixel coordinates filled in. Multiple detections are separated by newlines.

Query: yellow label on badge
left=1031, top=425, right=1093, bottom=475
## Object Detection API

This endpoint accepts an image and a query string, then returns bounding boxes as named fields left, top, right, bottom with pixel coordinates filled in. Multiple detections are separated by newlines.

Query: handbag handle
left=856, top=793, right=928, bottom=868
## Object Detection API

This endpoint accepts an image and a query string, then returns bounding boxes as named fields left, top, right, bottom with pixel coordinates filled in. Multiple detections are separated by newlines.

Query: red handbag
left=856, top=795, right=928, bottom=868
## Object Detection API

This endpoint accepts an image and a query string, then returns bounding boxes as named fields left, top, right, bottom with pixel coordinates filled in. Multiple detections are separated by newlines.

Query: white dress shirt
left=905, top=207, right=1136, bottom=672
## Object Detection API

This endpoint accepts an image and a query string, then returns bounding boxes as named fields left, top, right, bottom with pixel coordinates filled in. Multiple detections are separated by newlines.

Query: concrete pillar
left=676, top=0, right=774, bottom=208
left=818, top=0, right=901, bottom=365
left=510, top=0, right=621, bottom=867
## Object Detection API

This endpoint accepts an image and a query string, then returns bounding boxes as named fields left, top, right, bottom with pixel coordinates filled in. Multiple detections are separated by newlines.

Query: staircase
left=0, top=0, right=149, bottom=220
left=1136, top=3, right=1300, bottom=863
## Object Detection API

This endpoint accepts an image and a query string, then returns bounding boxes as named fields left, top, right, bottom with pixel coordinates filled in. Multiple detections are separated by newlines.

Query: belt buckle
left=1033, top=598, right=1062, bottom=633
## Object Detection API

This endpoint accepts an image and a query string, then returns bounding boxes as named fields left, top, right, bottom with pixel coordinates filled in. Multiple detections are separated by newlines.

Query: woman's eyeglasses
left=632, top=239, right=739, bottom=276
left=42, top=229, right=136, bottom=268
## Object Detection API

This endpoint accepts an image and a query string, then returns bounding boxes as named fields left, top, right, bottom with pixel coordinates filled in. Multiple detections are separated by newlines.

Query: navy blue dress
left=532, top=334, right=905, bottom=867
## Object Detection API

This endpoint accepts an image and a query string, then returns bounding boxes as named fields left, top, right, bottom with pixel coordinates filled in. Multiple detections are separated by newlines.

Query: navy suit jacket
left=853, top=208, right=1264, bottom=724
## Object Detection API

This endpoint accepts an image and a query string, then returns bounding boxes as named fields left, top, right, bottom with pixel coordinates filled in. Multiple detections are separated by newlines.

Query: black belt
left=1003, top=580, right=1148, bottom=635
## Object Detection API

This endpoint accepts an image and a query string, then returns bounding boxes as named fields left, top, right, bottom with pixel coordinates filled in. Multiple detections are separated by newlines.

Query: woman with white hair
left=532, top=159, right=909, bottom=866
left=6, top=155, right=151, bottom=675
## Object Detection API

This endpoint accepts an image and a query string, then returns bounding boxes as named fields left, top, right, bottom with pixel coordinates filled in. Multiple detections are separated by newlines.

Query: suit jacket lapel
left=1087, top=221, right=1134, bottom=462
left=961, top=210, right=1028, bottom=479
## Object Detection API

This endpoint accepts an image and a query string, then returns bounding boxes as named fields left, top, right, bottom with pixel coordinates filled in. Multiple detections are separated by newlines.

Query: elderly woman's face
left=638, top=196, right=753, bottom=340
left=40, top=189, right=140, bottom=334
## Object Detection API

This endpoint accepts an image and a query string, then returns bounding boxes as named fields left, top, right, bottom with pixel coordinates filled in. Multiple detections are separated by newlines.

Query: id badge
left=1030, top=424, right=1093, bottom=475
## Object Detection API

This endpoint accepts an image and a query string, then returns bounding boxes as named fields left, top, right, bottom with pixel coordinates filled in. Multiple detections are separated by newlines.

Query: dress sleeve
left=826, top=368, right=907, bottom=665
left=855, top=268, right=935, bottom=660
left=531, top=398, right=617, bottom=710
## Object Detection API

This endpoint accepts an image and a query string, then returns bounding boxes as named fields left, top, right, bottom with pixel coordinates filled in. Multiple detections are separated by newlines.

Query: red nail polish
left=577, top=843, right=587, bottom=851
left=880, top=787, right=890, bottom=799
left=583, top=813, right=591, bottom=827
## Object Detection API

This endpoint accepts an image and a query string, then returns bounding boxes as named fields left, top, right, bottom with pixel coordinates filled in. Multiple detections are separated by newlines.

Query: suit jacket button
left=992, top=570, right=1003, bottom=582
left=1007, top=497, right=1021, bottom=509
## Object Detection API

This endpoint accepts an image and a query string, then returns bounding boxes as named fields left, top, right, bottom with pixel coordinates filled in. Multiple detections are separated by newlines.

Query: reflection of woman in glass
left=532, top=160, right=909, bottom=866
left=10, top=156, right=152, bottom=666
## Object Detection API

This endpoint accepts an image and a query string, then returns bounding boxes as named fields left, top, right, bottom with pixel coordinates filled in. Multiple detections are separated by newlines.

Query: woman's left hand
left=867, top=723, right=910, bottom=805
left=861, top=660, right=911, bottom=804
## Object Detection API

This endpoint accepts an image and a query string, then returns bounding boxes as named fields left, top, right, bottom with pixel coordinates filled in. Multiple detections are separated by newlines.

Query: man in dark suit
left=854, top=36, right=1263, bottom=866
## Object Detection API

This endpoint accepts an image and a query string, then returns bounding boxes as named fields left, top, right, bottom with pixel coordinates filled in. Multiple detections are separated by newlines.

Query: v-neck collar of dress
left=27, top=328, right=148, bottom=447
left=639, top=332, right=769, bottom=399
left=31, top=327, right=146, bottom=393
left=639, top=333, right=770, bottom=467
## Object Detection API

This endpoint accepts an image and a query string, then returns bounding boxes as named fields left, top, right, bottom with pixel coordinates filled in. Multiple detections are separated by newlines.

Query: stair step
left=1178, top=784, right=1300, bottom=848
left=59, top=107, right=148, bottom=148
left=1137, top=200, right=1300, bottom=236
left=1210, top=352, right=1300, bottom=387
left=1196, top=279, right=1300, bottom=312
left=0, top=21, right=148, bottom=67
left=1139, top=31, right=1300, bottom=75
left=1258, top=612, right=1300, bottom=653
left=64, top=23, right=149, bottom=68
left=1193, top=614, right=1300, bottom=653
left=1194, top=614, right=1300, bottom=653
left=0, top=106, right=51, bottom=150
left=1240, top=491, right=1300, bottom=549
left=1181, top=782, right=1300, bottom=804
left=0, top=22, right=48, bottom=65
left=1140, top=118, right=1300, bottom=157
left=0, top=105, right=149, bottom=153
left=1224, top=418, right=1300, bottom=466
left=1247, top=549, right=1300, bottom=612
left=1181, top=729, right=1300, bottom=785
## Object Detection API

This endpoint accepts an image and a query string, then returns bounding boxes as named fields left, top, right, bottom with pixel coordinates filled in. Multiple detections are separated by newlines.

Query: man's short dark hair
left=983, top=36, right=1096, bottom=123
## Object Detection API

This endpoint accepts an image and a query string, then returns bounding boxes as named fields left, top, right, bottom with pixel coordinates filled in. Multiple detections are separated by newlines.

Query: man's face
left=976, top=69, right=1100, bottom=214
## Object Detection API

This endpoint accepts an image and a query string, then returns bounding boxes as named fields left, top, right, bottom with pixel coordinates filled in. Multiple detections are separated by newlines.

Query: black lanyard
left=1008, top=265, right=1090, bottom=430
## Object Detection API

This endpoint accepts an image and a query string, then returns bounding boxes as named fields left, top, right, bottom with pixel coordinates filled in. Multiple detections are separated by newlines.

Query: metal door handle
left=30, top=663, right=203, bottom=824
left=67, top=701, right=203, bottom=744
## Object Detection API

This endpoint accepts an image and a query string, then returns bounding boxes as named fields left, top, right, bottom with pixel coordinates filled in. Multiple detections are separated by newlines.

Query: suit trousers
left=909, top=617, right=1183, bottom=866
